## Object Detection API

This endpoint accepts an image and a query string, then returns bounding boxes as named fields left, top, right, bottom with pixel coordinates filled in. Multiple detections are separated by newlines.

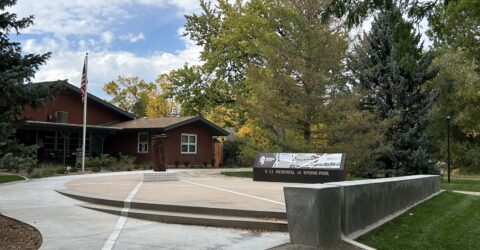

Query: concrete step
left=80, top=203, right=289, bottom=232
left=57, top=189, right=286, bottom=220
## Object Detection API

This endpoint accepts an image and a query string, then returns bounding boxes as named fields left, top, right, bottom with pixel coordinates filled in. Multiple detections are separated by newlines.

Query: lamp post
left=446, top=115, right=451, bottom=183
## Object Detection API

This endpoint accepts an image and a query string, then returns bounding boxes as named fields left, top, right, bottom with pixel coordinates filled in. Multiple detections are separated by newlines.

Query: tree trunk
left=304, top=111, right=311, bottom=144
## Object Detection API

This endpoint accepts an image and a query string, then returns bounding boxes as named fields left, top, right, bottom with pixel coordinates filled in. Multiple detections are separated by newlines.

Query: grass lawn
left=0, top=175, right=25, bottom=184
left=221, top=171, right=253, bottom=178
left=441, top=178, right=480, bottom=192
left=358, top=191, right=480, bottom=249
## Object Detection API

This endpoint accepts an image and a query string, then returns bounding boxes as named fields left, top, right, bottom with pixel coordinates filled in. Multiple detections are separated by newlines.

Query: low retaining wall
left=284, top=175, right=440, bottom=248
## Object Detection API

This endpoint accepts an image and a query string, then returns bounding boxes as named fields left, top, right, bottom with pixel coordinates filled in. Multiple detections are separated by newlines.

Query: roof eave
left=164, top=116, right=230, bottom=136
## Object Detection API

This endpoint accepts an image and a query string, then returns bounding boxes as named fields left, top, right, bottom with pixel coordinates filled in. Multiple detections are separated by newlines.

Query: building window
left=181, top=133, right=197, bottom=154
left=138, top=132, right=148, bottom=153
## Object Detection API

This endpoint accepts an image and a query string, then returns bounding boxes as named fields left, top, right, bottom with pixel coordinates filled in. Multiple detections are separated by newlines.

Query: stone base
left=143, top=171, right=179, bottom=182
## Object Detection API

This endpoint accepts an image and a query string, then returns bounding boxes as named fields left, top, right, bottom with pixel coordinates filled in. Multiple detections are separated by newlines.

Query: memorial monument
left=253, top=153, right=346, bottom=183
left=143, top=134, right=178, bottom=181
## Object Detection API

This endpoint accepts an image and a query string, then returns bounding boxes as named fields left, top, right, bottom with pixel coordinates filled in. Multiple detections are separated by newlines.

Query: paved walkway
left=453, top=190, right=480, bottom=196
left=0, top=170, right=289, bottom=250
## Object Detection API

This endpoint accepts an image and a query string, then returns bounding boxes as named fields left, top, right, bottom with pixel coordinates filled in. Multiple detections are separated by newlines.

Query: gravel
left=0, top=214, right=42, bottom=250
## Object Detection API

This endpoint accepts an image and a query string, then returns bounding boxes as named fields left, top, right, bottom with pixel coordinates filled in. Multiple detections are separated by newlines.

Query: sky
left=8, top=1, right=432, bottom=100
left=8, top=0, right=206, bottom=99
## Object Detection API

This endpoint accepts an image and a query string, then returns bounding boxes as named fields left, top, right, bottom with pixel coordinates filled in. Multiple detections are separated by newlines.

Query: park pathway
left=452, top=190, right=480, bottom=196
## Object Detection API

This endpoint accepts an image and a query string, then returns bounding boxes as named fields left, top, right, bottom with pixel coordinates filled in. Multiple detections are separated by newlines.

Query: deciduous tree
left=168, top=0, right=348, bottom=149
left=242, top=0, right=347, bottom=146
left=103, top=76, right=154, bottom=117
left=103, top=75, right=178, bottom=118
left=426, top=50, right=480, bottom=173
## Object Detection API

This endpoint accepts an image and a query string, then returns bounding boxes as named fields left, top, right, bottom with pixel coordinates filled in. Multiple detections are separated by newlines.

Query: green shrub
left=27, top=165, right=35, bottom=175
left=55, top=167, right=67, bottom=174
left=223, top=140, right=243, bottom=167
left=98, top=154, right=116, bottom=168
left=30, top=164, right=58, bottom=178
left=69, top=166, right=78, bottom=172
left=118, top=153, right=134, bottom=168
left=0, top=145, right=38, bottom=173
left=82, top=153, right=139, bottom=172
left=84, top=157, right=99, bottom=168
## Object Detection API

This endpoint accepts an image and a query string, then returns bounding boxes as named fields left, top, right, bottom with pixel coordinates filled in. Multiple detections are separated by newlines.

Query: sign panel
left=253, top=153, right=347, bottom=183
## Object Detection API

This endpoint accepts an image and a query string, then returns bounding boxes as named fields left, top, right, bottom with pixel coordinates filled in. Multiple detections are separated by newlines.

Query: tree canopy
left=0, top=0, right=59, bottom=170
left=103, top=0, right=480, bottom=175
left=350, top=5, right=437, bottom=176
left=103, top=76, right=177, bottom=118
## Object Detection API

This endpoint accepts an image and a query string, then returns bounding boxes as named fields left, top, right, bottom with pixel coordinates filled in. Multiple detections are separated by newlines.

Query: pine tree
left=351, top=6, right=437, bottom=176
left=0, top=0, right=58, bottom=170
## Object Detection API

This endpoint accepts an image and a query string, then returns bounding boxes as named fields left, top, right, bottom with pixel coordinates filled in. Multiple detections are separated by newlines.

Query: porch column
left=152, top=134, right=167, bottom=172
left=60, top=131, right=70, bottom=167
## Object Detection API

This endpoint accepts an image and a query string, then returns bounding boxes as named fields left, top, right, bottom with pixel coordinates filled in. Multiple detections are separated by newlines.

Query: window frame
left=137, top=132, right=149, bottom=154
left=180, top=133, right=197, bottom=154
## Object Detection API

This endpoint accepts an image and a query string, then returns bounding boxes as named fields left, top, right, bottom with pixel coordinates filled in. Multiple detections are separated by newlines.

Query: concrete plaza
left=0, top=169, right=291, bottom=250
left=65, top=169, right=297, bottom=211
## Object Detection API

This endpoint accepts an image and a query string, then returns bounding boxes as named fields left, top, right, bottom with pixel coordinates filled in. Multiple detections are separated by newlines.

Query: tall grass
left=30, top=164, right=65, bottom=178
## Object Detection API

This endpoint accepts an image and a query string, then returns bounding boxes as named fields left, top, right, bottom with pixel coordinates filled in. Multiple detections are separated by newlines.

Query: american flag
left=80, top=54, right=88, bottom=102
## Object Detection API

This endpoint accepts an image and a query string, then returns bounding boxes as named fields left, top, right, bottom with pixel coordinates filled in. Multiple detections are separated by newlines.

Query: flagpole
left=81, top=53, right=88, bottom=172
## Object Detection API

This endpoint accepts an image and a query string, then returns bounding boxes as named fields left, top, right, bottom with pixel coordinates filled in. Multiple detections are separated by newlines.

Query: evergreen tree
left=351, top=6, right=437, bottom=176
left=0, top=0, right=57, bottom=170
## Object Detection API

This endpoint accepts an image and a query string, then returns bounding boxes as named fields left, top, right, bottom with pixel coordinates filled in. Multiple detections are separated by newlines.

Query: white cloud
left=101, top=31, right=115, bottom=45
left=119, top=33, right=145, bottom=43
left=22, top=35, right=202, bottom=99
left=8, top=0, right=202, bottom=36
left=8, top=0, right=204, bottom=98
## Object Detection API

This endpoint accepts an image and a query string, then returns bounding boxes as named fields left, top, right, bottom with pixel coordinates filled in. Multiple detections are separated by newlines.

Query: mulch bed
left=0, top=215, right=42, bottom=250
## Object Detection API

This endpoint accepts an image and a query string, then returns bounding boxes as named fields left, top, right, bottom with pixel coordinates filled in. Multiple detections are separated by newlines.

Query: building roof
left=111, top=116, right=230, bottom=136
left=111, top=116, right=195, bottom=129
left=26, top=82, right=229, bottom=136
left=35, top=81, right=136, bottom=120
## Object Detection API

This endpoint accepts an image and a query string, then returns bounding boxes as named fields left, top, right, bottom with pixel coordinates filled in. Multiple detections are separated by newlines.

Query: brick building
left=18, top=81, right=229, bottom=167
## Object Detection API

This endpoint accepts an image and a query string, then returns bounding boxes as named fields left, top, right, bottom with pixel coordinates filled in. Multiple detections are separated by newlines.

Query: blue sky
left=9, top=0, right=205, bottom=99
left=9, top=0, right=431, bottom=101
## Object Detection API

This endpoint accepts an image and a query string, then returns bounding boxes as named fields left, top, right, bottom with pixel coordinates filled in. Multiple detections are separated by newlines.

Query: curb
left=56, top=189, right=286, bottom=219
left=56, top=188, right=288, bottom=232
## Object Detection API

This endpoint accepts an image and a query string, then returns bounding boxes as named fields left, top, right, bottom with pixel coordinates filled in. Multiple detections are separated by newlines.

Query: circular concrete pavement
left=0, top=169, right=290, bottom=250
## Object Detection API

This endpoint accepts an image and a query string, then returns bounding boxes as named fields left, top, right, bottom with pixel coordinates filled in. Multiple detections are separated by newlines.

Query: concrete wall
left=331, top=175, right=440, bottom=235
left=284, top=175, right=440, bottom=248
left=284, top=185, right=341, bottom=247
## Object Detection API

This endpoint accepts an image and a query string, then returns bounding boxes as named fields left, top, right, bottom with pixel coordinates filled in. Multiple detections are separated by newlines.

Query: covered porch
left=17, top=121, right=121, bottom=166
